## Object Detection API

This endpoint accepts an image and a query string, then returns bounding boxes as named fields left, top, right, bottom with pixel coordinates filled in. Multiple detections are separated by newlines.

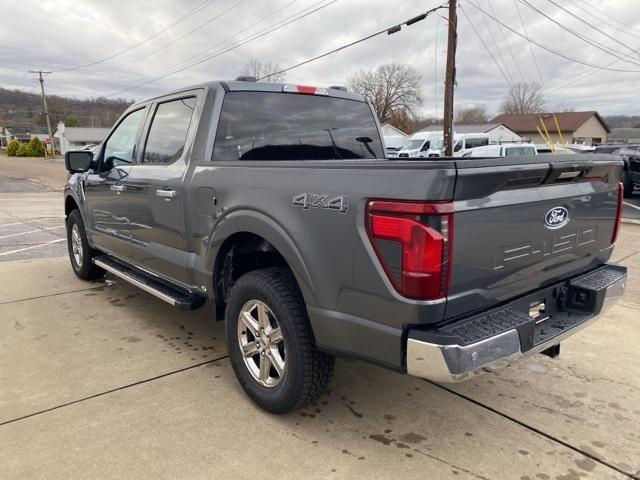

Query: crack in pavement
left=0, top=284, right=106, bottom=306
left=0, top=355, right=229, bottom=428
left=427, top=380, right=640, bottom=480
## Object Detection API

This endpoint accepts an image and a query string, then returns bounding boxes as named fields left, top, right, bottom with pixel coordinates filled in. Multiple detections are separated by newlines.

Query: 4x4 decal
left=292, top=193, right=348, bottom=214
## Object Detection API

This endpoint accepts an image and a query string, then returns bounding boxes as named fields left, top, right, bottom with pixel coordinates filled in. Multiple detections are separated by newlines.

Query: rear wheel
left=225, top=268, right=334, bottom=413
left=66, top=209, right=105, bottom=280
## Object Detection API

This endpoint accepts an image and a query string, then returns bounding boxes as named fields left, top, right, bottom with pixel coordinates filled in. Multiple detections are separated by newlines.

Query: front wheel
left=66, top=209, right=105, bottom=280
left=225, top=268, right=335, bottom=413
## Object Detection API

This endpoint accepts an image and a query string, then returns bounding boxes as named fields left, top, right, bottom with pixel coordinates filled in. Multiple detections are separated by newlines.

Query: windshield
left=404, top=139, right=425, bottom=150
left=430, top=138, right=444, bottom=150
left=213, top=91, right=384, bottom=161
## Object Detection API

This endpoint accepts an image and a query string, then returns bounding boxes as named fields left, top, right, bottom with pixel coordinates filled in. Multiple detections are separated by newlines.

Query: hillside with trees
left=0, top=87, right=132, bottom=128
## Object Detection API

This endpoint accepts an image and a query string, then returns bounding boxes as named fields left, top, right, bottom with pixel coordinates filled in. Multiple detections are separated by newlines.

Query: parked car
left=591, top=145, right=640, bottom=197
left=63, top=80, right=627, bottom=413
left=396, top=131, right=443, bottom=158
left=462, top=143, right=538, bottom=157
left=617, top=148, right=640, bottom=197
left=397, top=132, right=490, bottom=158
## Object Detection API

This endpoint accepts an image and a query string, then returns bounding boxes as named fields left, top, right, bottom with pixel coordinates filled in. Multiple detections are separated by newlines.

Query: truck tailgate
left=445, top=155, right=622, bottom=320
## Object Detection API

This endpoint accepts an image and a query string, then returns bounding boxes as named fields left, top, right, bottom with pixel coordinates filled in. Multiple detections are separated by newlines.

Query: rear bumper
left=406, top=264, right=626, bottom=382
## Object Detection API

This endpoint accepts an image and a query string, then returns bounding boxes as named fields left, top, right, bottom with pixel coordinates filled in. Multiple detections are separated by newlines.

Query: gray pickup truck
left=63, top=79, right=627, bottom=413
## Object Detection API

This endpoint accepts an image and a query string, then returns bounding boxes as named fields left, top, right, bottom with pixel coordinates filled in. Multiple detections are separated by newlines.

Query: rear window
left=213, top=91, right=384, bottom=161
left=505, top=146, right=536, bottom=156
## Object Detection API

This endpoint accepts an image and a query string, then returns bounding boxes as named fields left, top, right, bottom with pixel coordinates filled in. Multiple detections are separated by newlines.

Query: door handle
left=156, top=189, right=177, bottom=199
left=110, top=185, right=126, bottom=193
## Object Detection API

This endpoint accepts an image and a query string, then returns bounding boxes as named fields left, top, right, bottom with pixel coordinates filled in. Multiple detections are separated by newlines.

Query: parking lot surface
left=1, top=158, right=639, bottom=479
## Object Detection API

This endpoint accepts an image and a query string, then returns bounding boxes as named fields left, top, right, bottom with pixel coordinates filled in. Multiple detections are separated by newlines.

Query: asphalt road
left=624, top=195, right=640, bottom=223
left=1, top=158, right=639, bottom=479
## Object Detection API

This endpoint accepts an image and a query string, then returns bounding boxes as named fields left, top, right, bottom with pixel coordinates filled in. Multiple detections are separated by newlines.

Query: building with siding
left=491, top=111, right=610, bottom=146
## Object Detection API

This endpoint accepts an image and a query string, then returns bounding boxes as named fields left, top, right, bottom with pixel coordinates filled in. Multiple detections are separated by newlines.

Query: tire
left=623, top=178, right=633, bottom=198
left=66, top=209, right=105, bottom=280
left=225, top=268, right=335, bottom=413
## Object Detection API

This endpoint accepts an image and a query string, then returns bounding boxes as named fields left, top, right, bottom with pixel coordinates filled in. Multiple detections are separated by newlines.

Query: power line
left=512, top=0, right=547, bottom=94
left=465, top=0, right=640, bottom=73
left=90, top=0, right=245, bottom=73
left=544, top=0, right=640, bottom=60
left=547, top=50, right=636, bottom=94
left=257, top=4, right=447, bottom=81
left=568, top=0, right=640, bottom=42
left=575, top=0, right=640, bottom=36
left=52, top=0, right=218, bottom=72
left=103, top=0, right=337, bottom=97
left=487, top=0, right=525, bottom=83
left=459, top=5, right=513, bottom=88
left=478, top=0, right=515, bottom=88
left=517, top=0, right=640, bottom=67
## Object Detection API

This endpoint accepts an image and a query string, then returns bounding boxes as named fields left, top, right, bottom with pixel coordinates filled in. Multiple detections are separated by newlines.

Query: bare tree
left=348, top=63, right=422, bottom=126
left=241, top=59, right=286, bottom=82
left=499, top=82, right=545, bottom=114
left=455, top=105, right=489, bottom=124
left=550, top=102, right=575, bottom=113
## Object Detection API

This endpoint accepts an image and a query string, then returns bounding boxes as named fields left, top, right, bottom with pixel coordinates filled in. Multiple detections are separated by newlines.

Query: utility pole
left=443, top=0, right=457, bottom=157
left=29, top=70, right=55, bottom=156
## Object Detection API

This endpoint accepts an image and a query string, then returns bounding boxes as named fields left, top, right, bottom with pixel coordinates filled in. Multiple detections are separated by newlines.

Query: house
left=491, top=111, right=610, bottom=146
left=0, top=126, right=49, bottom=146
left=54, top=122, right=110, bottom=154
left=381, top=123, right=409, bottom=149
left=418, top=123, right=521, bottom=144
left=608, top=128, right=640, bottom=144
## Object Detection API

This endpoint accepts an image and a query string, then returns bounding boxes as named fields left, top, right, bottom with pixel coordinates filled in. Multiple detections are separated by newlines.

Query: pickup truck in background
left=63, top=79, right=627, bottom=413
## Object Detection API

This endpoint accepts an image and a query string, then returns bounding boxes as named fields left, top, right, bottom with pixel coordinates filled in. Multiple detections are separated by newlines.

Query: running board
left=93, top=256, right=206, bottom=311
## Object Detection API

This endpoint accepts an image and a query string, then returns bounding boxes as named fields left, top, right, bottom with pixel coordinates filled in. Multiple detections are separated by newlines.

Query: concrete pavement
left=1, top=243, right=639, bottom=479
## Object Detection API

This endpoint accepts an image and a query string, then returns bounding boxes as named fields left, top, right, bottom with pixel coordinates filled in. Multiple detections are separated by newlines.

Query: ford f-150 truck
left=63, top=79, right=627, bottom=413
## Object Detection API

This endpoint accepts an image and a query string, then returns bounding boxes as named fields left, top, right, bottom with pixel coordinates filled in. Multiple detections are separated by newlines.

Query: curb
left=622, top=218, right=640, bottom=225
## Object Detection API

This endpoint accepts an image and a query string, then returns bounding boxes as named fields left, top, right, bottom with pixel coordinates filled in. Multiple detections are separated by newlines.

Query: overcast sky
left=1, top=0, right=640, bottom=117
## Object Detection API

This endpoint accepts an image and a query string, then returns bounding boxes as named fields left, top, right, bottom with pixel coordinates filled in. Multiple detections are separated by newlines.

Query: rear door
left=446, top=155, right=622, bottom=319
left=126, top=93, right=200, bottom=286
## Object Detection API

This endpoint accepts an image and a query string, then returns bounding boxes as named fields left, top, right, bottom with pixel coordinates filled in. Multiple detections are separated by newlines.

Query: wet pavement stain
left=398, top=432, right=426, bottom=444
left=554, top=468, right=586, bottom=480
left=368, top=433, right=395, bottom=446
left=573, top=458, right=596, bottom=472
left=120, top=336, right=141, bottom=343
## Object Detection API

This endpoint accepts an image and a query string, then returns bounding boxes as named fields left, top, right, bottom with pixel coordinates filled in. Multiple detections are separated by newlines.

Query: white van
left=397, top=132, right=490, bottom=158
left=397, top=132, right=442, bottom=158
left=462, top=143, right=538, bottom=158
left=451, top=133, right=490, bottom=156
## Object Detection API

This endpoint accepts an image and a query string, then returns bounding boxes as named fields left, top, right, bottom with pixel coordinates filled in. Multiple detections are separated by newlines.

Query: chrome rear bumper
left=406, top=265, right=626, bottom=383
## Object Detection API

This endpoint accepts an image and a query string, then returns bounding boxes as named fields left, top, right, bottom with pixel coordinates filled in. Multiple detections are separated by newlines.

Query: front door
left=127, top=95, right=199, bottom=287
left=84, top=107, right=148, bottom=262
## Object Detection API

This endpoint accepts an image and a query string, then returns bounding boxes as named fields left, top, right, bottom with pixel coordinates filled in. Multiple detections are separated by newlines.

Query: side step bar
left=93, top=256, right=206, bottom=311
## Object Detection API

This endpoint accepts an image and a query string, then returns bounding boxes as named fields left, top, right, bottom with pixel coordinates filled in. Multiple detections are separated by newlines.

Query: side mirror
left=65, top=150, right=93, bottom=173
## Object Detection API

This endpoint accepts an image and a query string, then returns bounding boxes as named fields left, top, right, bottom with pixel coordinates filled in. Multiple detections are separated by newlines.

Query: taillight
left=611, top=181, right=623, bottom=244
left=282, top=84, right=329, bottom=95
left=366, top=200, right=453, bottom=300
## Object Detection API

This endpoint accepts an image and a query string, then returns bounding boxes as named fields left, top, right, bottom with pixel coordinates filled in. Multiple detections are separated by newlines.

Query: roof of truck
left=129, top=80, right=365, bottom=109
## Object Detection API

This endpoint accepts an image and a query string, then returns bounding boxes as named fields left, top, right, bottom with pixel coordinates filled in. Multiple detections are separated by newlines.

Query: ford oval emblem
left=544, top=206, right=569, bottom=229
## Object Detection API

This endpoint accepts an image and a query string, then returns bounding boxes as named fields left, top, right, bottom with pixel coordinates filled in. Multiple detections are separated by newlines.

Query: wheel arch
left=208, top=210, right=315, bottom=307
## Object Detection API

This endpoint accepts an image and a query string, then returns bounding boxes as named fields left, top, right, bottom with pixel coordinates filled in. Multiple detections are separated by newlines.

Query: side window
left=143, top=97, right=196, bottom=164
left=454, top=140, right=463, bottom=152
left=465, top=137, right=489, bottom=149
left=102, top=108, right=146, bottom=170
left=420, top=141, right=430, bottom=152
